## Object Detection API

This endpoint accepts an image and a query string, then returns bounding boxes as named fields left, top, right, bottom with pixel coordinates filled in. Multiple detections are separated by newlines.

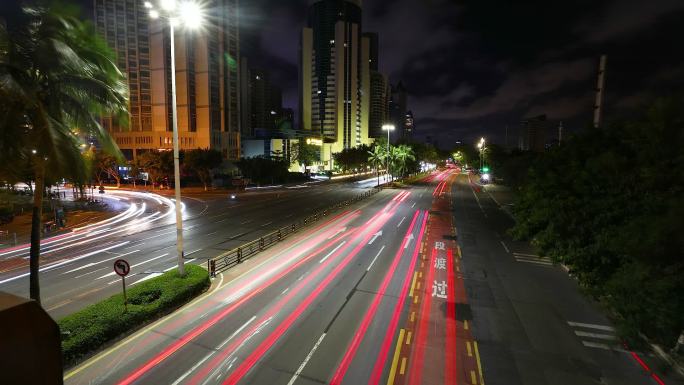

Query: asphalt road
left=0, top=179, right=376, bottom=319
left=452, top=172, right=677, bottom=385
left=64, top=182, right=435, bottom=385
left=3, top=170, right=675, bottom=385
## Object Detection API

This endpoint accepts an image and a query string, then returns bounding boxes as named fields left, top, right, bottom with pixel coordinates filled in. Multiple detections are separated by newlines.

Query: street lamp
left=382, top=124, right=395, bottom=182
left=477, top=137, right=486, bottom=172
left=147, top=0, right=204, bottom=276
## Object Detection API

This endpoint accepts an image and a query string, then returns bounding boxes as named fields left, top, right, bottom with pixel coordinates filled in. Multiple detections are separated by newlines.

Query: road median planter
left=59, top=265, right=210, bottom=366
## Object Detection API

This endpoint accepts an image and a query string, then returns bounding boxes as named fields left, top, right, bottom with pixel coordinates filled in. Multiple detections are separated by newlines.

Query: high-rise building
left=239, top=65, right=286, bottom=139
left=363, top=32, right=379, bottom=71
left=369, top=71, right=390, bottom=138
left=520, top=114, right=548, bottom=152
left=239, top=56, right=252, bottom=139
left=403, top=110, right=415, bottom=138
left=363, top=32, right=389, bottom=139
left=389, top=81, right=408, bottom=142
left=300, top=0, right=372, bottom=167
left=94, top=0, right=241, bottom=160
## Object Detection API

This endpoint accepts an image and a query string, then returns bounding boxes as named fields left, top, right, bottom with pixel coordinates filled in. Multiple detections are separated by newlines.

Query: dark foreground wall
left=0, top=292, right=63, bottom=385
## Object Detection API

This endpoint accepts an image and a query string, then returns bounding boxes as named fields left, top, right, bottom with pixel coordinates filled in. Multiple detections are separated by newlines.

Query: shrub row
left=59, top=265, right=210, bottom=365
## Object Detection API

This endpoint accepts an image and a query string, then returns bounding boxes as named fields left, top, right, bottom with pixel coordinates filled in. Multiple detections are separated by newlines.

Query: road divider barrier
left=208, top=187, right=381, bottom=277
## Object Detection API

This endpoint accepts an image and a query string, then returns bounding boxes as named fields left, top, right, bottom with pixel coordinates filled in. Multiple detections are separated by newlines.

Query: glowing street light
left=382, top=124, right=395, bottom=182
left=477, top=137, right=486, bottom=171
left=145, top=0, right=205, bottom=277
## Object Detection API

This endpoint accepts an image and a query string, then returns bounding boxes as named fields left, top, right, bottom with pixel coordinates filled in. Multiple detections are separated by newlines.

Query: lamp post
left=477, top=137, right=485, bottom=172
left=146, top=0, right=203, bottom=276
left=382, top=124, right=395, bottom=182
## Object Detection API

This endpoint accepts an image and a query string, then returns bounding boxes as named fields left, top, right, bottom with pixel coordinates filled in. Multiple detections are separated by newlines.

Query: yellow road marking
left=457, top=246, right=462, bottom=259
left=470, top=370, right=477, bottom=384
left=399, top=357, right=407, bottom=375
left=418, top=271, right=422, bottom=278
left=406, top=331, right=412, bottom=345
left=466, top=341, right=473, bottom=356
left=409, top=272, right=418, bottom=297
left=474, top=341, right=486, bottom=385
left=410, top=312, right=415, bottom=322
left=414, top=295, right=419, bottom=304
left=464, top=320, right=469, bottom=330
left=416, top=282, right=421, bottom=290
left=386, top=329, right=406, bottom=385
left=456, top=265, right=460, bottom=272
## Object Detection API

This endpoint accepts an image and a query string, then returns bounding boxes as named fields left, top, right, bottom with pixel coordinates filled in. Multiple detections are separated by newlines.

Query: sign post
left=114, top=259, right=131, bottom=312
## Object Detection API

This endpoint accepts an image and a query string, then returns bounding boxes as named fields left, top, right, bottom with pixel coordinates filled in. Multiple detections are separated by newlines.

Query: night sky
left=241, top=0, right=684, bottom=147
left=3, top=0, right=683, bottom=147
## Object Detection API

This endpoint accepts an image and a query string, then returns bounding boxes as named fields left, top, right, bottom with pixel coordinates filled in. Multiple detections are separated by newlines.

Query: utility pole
left=593, top=54, right=607, bottom=128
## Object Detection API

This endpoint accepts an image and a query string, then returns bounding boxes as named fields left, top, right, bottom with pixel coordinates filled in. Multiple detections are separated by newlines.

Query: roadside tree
left=0, top=5, right=128, bottom=304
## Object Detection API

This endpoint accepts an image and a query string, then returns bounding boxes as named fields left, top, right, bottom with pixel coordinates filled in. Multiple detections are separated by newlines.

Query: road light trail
left=213, top=201, right=400, bottom=385
left=329, top=210, right=423, bottom=385
left=366, top=210, right=429, bottom=385
left=114, top=200, right=402, bottom=385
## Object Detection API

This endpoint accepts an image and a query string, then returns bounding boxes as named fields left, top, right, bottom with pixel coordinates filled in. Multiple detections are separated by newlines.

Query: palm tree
left=0, top=5, right=128, bottom=304
left=394, top=145, right=416, bottom=179
left=368, top=146, right=385, bottom=186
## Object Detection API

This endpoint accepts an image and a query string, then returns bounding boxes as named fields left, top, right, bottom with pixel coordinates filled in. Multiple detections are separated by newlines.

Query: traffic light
left=482, top=166, right=490, bottom=173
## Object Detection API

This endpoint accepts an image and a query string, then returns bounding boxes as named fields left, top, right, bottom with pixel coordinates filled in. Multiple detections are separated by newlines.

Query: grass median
left=59, top=265, right=210, bottom=365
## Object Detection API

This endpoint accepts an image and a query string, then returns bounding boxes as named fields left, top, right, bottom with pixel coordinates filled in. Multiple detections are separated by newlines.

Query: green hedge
left=59, top=265, right=210, bottom=365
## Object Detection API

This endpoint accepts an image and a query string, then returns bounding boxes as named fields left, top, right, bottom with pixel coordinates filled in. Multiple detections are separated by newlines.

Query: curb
left=645, top=336, right=684, bottom=379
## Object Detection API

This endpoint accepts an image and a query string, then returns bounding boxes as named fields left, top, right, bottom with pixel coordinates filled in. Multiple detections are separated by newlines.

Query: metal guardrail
left=208, top=187, right=381, bottom=277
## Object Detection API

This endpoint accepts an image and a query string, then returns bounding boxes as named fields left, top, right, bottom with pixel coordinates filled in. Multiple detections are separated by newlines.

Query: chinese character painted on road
left=434, top=241, right=446, bottom=250
left=432, top=280, right=447, bottom=299
left=434, top=257, right=447, bottom=270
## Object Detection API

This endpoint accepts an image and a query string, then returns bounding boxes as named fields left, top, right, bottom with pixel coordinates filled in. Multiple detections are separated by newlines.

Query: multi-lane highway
left=59, top=170, right=670, bottom=385
left=0, top=170, right=677, bottom=385
left=0, top=181, right=373, bottom=319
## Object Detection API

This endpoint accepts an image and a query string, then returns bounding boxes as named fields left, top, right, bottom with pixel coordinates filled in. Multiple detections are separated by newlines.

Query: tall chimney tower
left=593, top=55, right=607, bottom=128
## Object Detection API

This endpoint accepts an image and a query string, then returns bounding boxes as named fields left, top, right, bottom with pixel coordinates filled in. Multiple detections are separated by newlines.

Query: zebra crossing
left=512, top=252, right=553, bottom=266
left=567, top=321, right=627, bottom=352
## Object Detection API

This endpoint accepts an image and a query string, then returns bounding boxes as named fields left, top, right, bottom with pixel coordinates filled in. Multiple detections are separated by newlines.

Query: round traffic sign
left=114, top=259, right=130, bottom=277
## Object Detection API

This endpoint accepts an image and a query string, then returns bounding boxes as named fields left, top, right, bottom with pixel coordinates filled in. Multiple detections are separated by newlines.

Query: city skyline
left=239, top=0, right=684, bottom=146
left=1, top=2, right=682, bottom=385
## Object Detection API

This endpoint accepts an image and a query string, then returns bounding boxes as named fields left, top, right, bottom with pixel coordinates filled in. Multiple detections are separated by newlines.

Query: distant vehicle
left=98, top=186, right=105, bottom=194
left=311, top=172, right=331, bottom=180
left=229, top=193, right=238, bottom=200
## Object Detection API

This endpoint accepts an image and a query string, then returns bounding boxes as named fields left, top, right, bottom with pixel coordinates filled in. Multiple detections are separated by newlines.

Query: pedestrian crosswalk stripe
left=513, top=252, right=538, bottom=257
left=581, top=341, right=629, bottom=353
left=574, top=330, right=618, bottom=340
left=567, top=321, right=616, bottom=332
left=513, top=254, right=553, bottom=266
left=568, top=321, right=625, bottom=353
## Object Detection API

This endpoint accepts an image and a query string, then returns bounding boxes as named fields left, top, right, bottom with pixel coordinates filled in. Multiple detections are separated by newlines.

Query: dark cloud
left=239, top=0, right=684, bottom=146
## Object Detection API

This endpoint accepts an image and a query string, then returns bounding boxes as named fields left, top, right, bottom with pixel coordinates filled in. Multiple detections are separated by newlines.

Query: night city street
left=1, top=0, right=683, bottom=384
